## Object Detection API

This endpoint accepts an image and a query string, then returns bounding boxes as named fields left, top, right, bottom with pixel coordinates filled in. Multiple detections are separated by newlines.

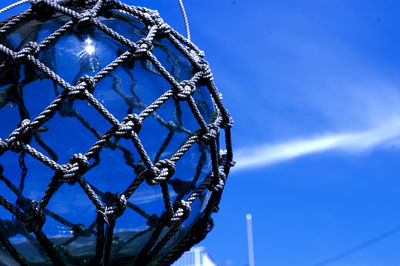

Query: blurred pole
left=246, top=214, right=255, bottom=266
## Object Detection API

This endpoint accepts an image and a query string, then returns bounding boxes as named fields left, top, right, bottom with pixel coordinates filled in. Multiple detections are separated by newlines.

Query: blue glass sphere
left=0, top=4, right=226, bottom=265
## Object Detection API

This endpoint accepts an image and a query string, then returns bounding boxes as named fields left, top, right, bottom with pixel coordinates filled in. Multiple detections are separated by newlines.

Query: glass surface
left=0, top=10, right=216, bottom=264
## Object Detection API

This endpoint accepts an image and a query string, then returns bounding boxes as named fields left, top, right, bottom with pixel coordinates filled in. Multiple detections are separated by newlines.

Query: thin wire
left=177, top=0, right=191, bottom=41
left=0, top=0, right=30, bottom=15
left=314, top=223, right=400, bottom=266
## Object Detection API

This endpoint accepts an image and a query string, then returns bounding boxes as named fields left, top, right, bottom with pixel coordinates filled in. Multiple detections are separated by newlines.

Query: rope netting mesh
left=0, top=0, right=234, bottom=265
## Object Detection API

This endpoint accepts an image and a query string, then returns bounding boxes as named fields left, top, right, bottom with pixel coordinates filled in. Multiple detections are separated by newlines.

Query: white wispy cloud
left=234, top=118, right=400, bottom=171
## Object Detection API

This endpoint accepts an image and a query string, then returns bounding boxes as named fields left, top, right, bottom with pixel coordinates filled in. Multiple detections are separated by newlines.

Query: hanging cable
left=0, top=0, right=30, bottom=15
left=177, top=0, right=191, bottom=41
left=314, top=223, right=400, bottom=266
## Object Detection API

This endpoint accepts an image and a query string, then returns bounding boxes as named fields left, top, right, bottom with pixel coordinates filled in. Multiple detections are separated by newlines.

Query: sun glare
left=84, top=38, right=95, bottom=55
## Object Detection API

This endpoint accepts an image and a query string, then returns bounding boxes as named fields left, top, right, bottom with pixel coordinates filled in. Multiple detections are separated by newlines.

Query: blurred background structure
left=2, top=0, right=400, bottom=265
left=173, top=246, right=216, bottom=266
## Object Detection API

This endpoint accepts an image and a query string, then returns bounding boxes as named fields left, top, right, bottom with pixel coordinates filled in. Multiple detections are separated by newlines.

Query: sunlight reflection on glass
left=84, top=38, right=95, bottom=55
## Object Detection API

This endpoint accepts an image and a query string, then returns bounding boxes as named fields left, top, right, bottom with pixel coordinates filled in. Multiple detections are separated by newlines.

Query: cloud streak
left=234, top=118, right=400, bottom=171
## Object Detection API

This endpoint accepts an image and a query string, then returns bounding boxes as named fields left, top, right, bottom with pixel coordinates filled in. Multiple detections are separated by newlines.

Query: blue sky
left=2, top=0, right=400, bottom=265
left=153, top=1, right=400, bottom=265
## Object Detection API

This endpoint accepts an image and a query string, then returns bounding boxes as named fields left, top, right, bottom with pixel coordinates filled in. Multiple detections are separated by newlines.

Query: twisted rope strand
left=0, top=0, right=29, bottom=15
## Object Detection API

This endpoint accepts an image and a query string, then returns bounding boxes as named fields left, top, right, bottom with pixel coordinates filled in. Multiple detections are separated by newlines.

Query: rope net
left=0, top=0, right=234, bottom=265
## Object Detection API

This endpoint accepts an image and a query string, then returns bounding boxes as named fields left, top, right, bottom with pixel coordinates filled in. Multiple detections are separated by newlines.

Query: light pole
left=246, top=214, right=255, bottom=266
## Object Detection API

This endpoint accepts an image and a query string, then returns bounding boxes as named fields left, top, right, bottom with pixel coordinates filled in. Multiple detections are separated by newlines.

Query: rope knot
left=174, top=81, right=196, bottom=101
left=61, top=164, right=79, bottom=185
left=153, top=15, right=164, bottom=27
left=142, top=164, right=160, bottom=185
left=117, top=114, right=142, bottom=138
left=158, top=23, right=171, bottom=35
left=195, top=48, right=205, bottom=58
left=123, top=114, right=142, bottom=133
left=70, top=153, right=89, bottom=173
left=99, top=193, right=127, bottom=221
left=78, top=75, right=96, bottom=93
left=24, top=200, right=46, bottom=233
left=19, top=119, right=33, bottom=141
left=147, top=159, right=176, bottom=185
left=198, top=59, right=213, bottom=83
left=145, top=10, right=163, bottom=26
left=13, top=42, right=39, bottom=64
left=201, top=124, right=220, bottom=144
left=219, top=150, right=235, bottom=169
left=78, top=9, right=95, bottom=23
left=115, top=124, right=131, bottom=139
left=61, top=153, right=89, bottom=184
left=170, top=200, right=191, bottom=225
left=222, top=116, right=234, bottom=129
left=8, top=119, right=33, bottom=147
left=188, top=48, right=202, bottom=64
left=107, top=193, right=127, bottom=218
left=208, top=169, right=226, bottom=192
left=70, top=75, right=95, bottom=100
left=137, top=38, right=153, bottom=54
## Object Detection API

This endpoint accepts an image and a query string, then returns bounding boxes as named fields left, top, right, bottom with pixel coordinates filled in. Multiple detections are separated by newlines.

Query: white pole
left=246, top=214, right=255, bottom=266
left=194, top=247, right=201, bottom=266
